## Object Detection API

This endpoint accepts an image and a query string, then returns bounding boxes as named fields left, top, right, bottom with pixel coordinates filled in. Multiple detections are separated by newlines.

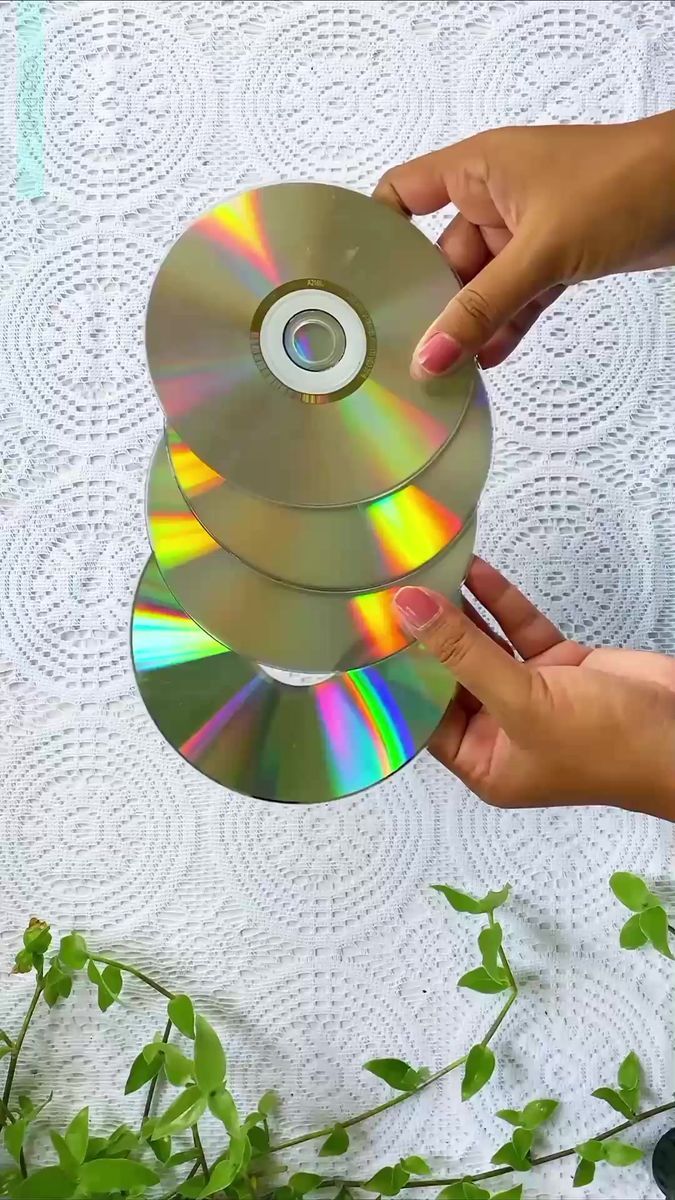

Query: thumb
left=393, top=585, right=535, bottom=734
left=411, top=233, right=550, bottom=378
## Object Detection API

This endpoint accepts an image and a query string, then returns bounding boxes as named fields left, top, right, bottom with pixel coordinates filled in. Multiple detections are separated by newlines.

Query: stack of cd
left=132, top=183, right=491, bottom=804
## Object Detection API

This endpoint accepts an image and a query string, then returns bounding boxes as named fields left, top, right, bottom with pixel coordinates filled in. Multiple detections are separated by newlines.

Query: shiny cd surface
left=146, top=182, right=480, bottom=508
left=147, top=438, right=477, bottom=674
left=132, top=558, right=456, bottom=803
left=165, top=376, right=490, bottom=591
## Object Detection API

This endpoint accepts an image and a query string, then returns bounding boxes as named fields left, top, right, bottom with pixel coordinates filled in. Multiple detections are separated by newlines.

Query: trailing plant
left=0, top=872, right=672, bottom=1199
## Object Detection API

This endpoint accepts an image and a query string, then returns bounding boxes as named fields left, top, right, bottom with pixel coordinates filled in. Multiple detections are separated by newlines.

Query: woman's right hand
left=374, top=112, right=675, bottom=374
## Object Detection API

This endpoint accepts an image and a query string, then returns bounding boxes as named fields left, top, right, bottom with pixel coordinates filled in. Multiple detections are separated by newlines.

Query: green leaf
left=179, top=1182, right=208, bottom=1199
left=83, top=1135, right=107, bottom=1159
left=491, top=1142, right=530, bottom=1171
left=478, top=923, right=506, bottom=981
left=125, top=1049, right=162, bottom=1094
left=0, top=1047, right=10, bottom=1061
left=363, top=1166, right=410, bottom=1196
left=289, top=1173, right=323, bottom=1197
left=610, top=871, right=658, bottom=911
left=363, top=1058, right=422, bottom=1091
left=492, top=1189, right=523, bottom=1200
left=79, top=1157, right=160, bottom=1192
left=168, top=994, right=195, bottom=1039
left=573, top=1158, right=596, bottom=1187
left=209, top=1086, right=240, bottom=1133
left=496, top=1108, right=523, bottom=1126
left=152, top=1084, right=207, bottom=1139
left=521, top=1098, right=559, bottom=1128
left=432, top=883, right=510, bottom=914
left=58, top=933, right=88, bottom=970
left=0, top=1029, right=11, bottom=1046
left=43, top=963, right=70, bottom=1008
left=619, top=913, right=649, bottom=949
left=167, top=1148, right=200, bottom=1167
left=400, top=1156, right=430, bottom=1175
left=576, top=1140, right=604, bottom=1163
left=592, top=1087, right=635, bottom=1119
left=437, top=1186, right=489, bottom=1200
left=512, top=1127, right=533, bottom=1159
left=98, top=963, right=123, bottom=1011
left=602, top=1139, right=643, bottom=1166
left=23, top=921, right=51, bottom=955
left=14, top=1167, right=76, bottom=1199
left=432, top=885, right=482, bottom=913
left=13, top=948, right=33, bottom=974
left=105, top=1124, right=140, bottom=1157
left=64, top=1106, right=88, bottom=1165
left=150, top=1136, right=172, bottom=1163
left=4, top=1119, right=26, bottom=1163
left=458, top=967, right=509, bottom=994
left=639, top=905, right=674, bottom=958
left=161, top=1043, right=194, bottom=1087
left=461, top=1044, right=495, bottom=1101
left=248, top=1124, right=270, bottom=1153
left=319, top=1124, right=349, bottom=1156
left=258, top=1089, right=277, bottom=1115
left=194, top=1014, right=226, bottom=1095
left=198, top=1148, right=249, bottom=1199
left=50, top=1132, right=80, bottom=1178
left=478, top=884, right=511, bottom=912
left=618, top=1050, right=641, bottom=1091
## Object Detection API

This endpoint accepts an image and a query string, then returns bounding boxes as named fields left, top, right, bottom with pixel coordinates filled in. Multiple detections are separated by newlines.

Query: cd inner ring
left=251, top=280, right=376, bottom=404
left=283, top=310, right=346, bottom=372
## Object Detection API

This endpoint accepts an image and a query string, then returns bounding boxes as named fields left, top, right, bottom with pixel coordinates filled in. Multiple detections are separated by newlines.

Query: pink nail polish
left=393, top=586, right=441, bottom=631
left=413, top=331, right=461, bottom=377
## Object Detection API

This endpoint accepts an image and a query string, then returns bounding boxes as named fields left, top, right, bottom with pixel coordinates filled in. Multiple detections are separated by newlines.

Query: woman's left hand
left=392, top=559, right=675, bottom=819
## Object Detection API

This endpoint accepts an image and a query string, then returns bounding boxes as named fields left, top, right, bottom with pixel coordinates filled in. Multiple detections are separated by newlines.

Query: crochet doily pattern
left=0, top=4, right=674, bottom=1196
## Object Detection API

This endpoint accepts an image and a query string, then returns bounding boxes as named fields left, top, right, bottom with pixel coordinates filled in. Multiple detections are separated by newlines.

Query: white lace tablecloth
left=1, top=2, right=674, bottom=1197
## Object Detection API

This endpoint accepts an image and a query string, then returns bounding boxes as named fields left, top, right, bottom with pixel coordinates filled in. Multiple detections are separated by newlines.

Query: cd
left=165, top=376, right=490, bottom=591
left=132, top=557, right=456, bottom=803
left=145, top=182, right=480, bottom=508
left=147, top=438, right=477, bottom=674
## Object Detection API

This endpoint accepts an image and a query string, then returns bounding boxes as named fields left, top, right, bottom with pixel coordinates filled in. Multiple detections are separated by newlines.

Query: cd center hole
left=283, top=309, right=346, bottom=372
left=260, top=665, right=335, bottom=687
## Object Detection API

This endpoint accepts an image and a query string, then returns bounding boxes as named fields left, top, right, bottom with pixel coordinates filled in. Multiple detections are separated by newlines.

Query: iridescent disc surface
left=147, top=439, right=477, bottom=674
left=132, top=558, right=456, bottom=804
left=146, top=182, right=480, bottom=508
left=165, top=376, right=490, bottom=591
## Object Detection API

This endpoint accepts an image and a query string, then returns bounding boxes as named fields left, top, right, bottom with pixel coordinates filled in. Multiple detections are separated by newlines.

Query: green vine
left=0, top=872, right=672, bottom=1200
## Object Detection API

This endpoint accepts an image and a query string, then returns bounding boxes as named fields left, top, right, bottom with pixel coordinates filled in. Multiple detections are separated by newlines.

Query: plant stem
left=328, top=1099, right=675, bottom=1190
left=0, top=979, right=43, bottom=1130
left=271, top=937, right=518, bottom=1154
left=142, top=1018, right=173, bottom=1124
left=192, top=1124, right=210, bottom=1181
left=270, top=1054, right=468, bottom=1153
left=89, top=954, right=174, bottom=1001
left=160, top=1160, right=201, bottom=1200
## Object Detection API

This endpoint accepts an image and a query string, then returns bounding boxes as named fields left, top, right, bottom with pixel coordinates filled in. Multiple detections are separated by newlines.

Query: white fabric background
left=1, top=2, right=674, bottom=1197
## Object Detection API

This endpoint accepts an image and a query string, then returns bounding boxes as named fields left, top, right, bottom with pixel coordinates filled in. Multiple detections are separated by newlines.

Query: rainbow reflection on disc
left=165, top=371, right=490, bottom=591
left=146, top=182, right=481, bottom=508
left=132, top=558, right=456, bottom=803
left=147, top=437, right=477, bottom=674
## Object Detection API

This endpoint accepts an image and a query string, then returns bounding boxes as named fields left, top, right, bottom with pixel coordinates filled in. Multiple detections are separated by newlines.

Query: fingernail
left=411, top=331, right=461, bottom=379
left=393, top=586, right=441, bottom=631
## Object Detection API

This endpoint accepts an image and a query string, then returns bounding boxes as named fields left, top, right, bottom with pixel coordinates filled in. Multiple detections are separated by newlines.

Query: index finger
left=373, top=137, right=479, bottom=216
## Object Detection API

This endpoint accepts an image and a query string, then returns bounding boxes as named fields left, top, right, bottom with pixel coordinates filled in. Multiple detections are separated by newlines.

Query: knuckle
left=432, top=620, right=473, bottom=671
left=455, top=285, right=495, bottom=332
